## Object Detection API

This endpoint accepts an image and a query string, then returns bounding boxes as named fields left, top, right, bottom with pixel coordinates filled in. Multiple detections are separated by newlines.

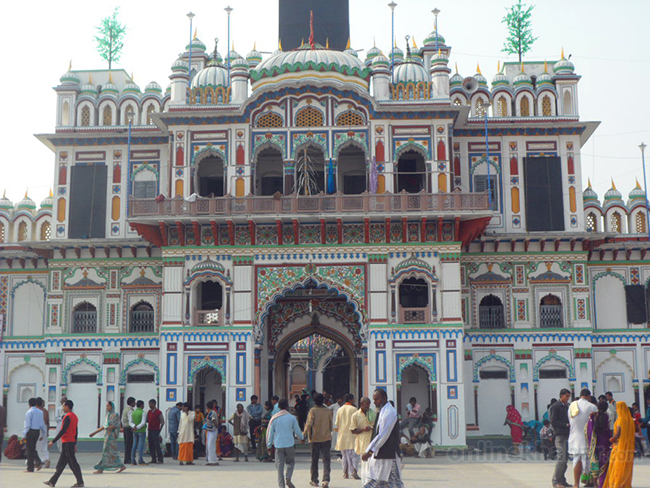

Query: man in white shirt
left=568, top=389, right=597, bottom=488
left=53, top=396, right=67, bottom=452
left=328, top=394, right=344, bottom=453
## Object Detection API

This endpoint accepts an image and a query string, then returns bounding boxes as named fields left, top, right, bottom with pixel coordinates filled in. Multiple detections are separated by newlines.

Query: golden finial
left=68, top=59, right=72, bottom=71
left=587, top=178, right=592, bottom=188
left=497, top=60, right=501, bottom=72
left=476, top=63, right=481, bottom=75
left=561, top=47, right=565, bottom=59
left=25, top=189, right=29, bottom=198
left=301, top=37, right=305, bottom=46
left=373, top=37, right=376, bottom=48
left=326, top=38, right=330, bottom=49
left=89, top=73, right=93, bottom=84
left=279, top=39, right=283, bottom=51
left=108, top=71, right=113, bottom=83
left=193, top=28, right=197, bottom=40
left=394, top=40, right=397, bottom=48
left=543, top=60, right=548, bottom=72
left=346, top=37, right=351, bottom=50
left=455, top=62, right=458, bottom=74
left=635, top=178, right=642, bottom=189
left=611, top=179, right=617, bottom=191
left=520, top=62, right=524, bottom=72
left=131, top=72, right=135, bottom=82
left=412, top=37, right=417, bottom=49
left=437, top=48, right=442, bottom=56
left=253, top=41, right=256, bottom=50
left=232, top=41, right=235, bottom=51
left=49, top=188, right=53, bottom=198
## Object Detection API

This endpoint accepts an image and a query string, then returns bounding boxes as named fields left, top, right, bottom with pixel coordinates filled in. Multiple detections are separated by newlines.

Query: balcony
left=129, top=191, right=489, bottom=221
left=195, top=309, right=224, bottom=327
left=400, top=307, right=430, bottom=324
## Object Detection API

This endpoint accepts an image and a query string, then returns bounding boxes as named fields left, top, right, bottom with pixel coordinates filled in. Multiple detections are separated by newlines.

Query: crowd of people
left=503, top=388, right=646, bottom=488
left=4, top=389, right=411, bottom=488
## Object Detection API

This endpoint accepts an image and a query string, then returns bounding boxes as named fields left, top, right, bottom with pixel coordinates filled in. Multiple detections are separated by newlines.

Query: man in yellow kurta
left=351, top=397, right=374, bottom=482
left=335, top=394, right=359, bottom=479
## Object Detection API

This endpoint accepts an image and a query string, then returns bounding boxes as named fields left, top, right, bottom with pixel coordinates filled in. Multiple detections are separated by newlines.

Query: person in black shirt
left=549, top=389, right=571, bottom=488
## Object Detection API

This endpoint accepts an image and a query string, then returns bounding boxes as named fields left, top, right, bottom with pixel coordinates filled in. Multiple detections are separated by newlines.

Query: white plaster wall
left=12, top=281, right=46, bottom=336
left=594, top=275, right=626, bottom=329
left=6, top=363, right=45, bottom=436
left=65, top=381, right=99, bottom=438
left=536, top=377, right=571, bottom=417
left=477, top=375, right=510, bottom=435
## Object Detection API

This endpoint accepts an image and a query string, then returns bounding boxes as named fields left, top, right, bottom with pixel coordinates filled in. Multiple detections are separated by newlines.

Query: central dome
left=251, top=45, right=371, bottom=91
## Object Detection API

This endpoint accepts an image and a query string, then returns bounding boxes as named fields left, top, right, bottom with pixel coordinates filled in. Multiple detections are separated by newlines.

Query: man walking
left=44, top=399, right=84, bottom=487
left=23, top=397, right=45, bottom=472
left=168, top=402, right=182, bottom=460
left=247, top=395, right=263, bottom=450
left=336, top=393, right=359, bottom=479
left=550, top=388, right=572, bottom=488
left=146, top=399, right=165, bottom=464
left=36, top=398, right=51, bottom=468
left=122, top=397, right=135, bottom=464
left=328, top=394, right=344, bottom=453
left=303, top=393, right=333, bottom=488
left=267, top=398, right=304, bottom=488
left=351, top=397, right=374, bottom=480
left=129, top=400, right=147, bottom=466
left=53, top=396, right=67, bottom=452
left=361, top=389, right=403, bottom=488
left=568, top=389, right=597, bottom=488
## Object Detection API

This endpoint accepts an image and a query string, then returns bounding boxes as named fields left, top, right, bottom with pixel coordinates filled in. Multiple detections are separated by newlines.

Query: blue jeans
left=170, top=432, right=179, bottom=459
left=132, top=432, right=146, bottom=464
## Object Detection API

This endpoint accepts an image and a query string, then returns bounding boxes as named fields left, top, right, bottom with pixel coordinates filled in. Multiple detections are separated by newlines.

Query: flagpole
left=225, top=6, right=233, bottom=85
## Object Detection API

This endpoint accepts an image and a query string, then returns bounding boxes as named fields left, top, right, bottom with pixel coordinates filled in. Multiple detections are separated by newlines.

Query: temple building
left=1, top=4, right=648, bottom=448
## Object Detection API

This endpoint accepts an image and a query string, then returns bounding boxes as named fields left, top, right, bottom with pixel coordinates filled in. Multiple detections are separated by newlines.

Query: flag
left=369, top=156, right=378, bottom=194
left=327, top=158, right=336, bottom=194
left=309, top=10, right=315, bottom=50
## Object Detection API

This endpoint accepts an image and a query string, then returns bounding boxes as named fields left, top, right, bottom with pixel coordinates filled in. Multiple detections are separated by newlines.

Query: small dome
left=537, top=72, right=554, bottom=88
left=171, top=57, right=189, bottom=72
left=411, top=51, right=424, bottom=65
left=492, top=71, right=509, bottom=87
left=344, top=48, right=358, bottom=58
left=186, top=37, right=207, bottom=52
left=431, top=50, right=449, bottom=65
left=100, top=81, right=119, bottom=97
left=604, top=181, right=623, bottom=201
left=366, top=45, right=382, bottom=62
left=629, top=181, right=647, bottom=201
left=372, top=53, right=390, bottom=69
left=165, top=84, right=171, bottom=93
left=394, top=59, right=428, bottom=84
left=474, top=66, right=487, bottom=86
left=80, top=82, right=98, bottom=95
left=231, top=56, right=249, bottom=69
left=246, top=47, right=263, bottom=68
left=424, top=31, right=446, bottom=47
left=192, top=59, right=229, bottom=90
left=0, top=191, right=13, bottom=211
left=553, top=51, right=575, bottom=74
left=60, top=69, right=80, bottom=85
left=582, top=181, right=599, bottom=202
left=390, top=45, right=404, bottom=64
left=145, top=81, right=162, bottom=94
left=16, top=193, right=36, bottom=211
left=227, top=49, right=241, bottom=62
left=450, top=71, right=463, bottom=87
left=513, top=68, right=532, bottom=89
left=123, top=79, right=141, bottom=94
left=40, top=191, right=54, bottom=209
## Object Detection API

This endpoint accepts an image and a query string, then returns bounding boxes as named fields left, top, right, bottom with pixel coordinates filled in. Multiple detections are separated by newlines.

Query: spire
left=108, top=71, right=113, bottom=83
left=544, top=60, right=548, bottom=72
left=68, top=59, right=72, bottom=70
left=497, top=60, right=501, bottom=72
left=49, top=188, right=53, bottom=198
left=476, top=63, right=481, bottom=75
left=194, top=27, right=197, bottom=40
left=308, top=9, right=315, bottom=50
left=611, top=179, right=617, bottom=190
left=25, top=189, right=29, bottom=198
left=89, top=73, right=93, bottom=84
left=636, top=178, right=642, bottom=189
left=412, top=37, right=417, bottom=49
left=232, top=41, right=235, bottom=51
left=587, top=178, right=592, bottom=188
left=373, top=37, right=376, bottom=48
left=405, top=35, right=411, bottom=58
left=131, top=72, right=135, bottom=82
left=326, top=38, right=330, bottom=49
left=561, top=47, right=565, bottom=59
left=2, top=189, right=5, bottom=198
left=455, top=62, right=458, bottom=74
left=253, top=41, right=256, bottom=50
left=346, top=37, right=351, bottom=50
left=279, top=39, right=283, bottom=51
left=301, top=37, right=305, bottom=46
left=520, top=61, right=525, bottom=72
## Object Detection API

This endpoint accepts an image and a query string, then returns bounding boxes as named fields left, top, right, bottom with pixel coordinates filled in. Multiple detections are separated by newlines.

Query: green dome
left=16, top=193, right=36, bottom=211
left=424, top=31, right=446, bottom=47
left=0, top=192, right=13, bottom=211
left=186, top=37, right=207, bottom=52
left=60, top=69, right=80, bottom=85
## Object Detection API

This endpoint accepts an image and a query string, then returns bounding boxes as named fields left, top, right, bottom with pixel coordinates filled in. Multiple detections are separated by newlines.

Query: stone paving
left=3, top=452, right=650, bottom=488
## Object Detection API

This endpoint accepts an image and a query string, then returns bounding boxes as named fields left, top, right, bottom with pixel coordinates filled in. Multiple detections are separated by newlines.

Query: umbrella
left=369, top=156, right=378, bottom=194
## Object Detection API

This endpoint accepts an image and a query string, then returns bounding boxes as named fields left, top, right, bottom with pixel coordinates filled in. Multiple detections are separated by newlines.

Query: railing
left=400, top=308, right=429, bottom=324
left=479, top=306, right=505, bottom=329
left=195, top=309, right=224, bottom=327
left=72, top=311, right=97, bottom=334
left=129, top=191, right=489, bottom=218
left=130, top=311, right=155, bottom=333
left=539, top=305, right=563, bottom=328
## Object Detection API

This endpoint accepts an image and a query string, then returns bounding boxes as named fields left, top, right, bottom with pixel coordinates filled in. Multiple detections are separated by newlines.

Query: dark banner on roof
left=279, top=0, right=350, bottom=52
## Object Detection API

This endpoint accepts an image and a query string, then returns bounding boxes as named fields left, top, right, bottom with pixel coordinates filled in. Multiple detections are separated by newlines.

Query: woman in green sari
left=256, top=400, right=274, bottom=462
left=89, top=401, right=126, bottom=474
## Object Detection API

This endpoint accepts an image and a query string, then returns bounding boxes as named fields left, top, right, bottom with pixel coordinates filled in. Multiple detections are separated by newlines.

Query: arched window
left=636, top=212, right=646, bottom=234
left=17, top=221, right=28, bottom=242
left=497, top=96, right=508, bottom=117
left=256, top=112, right=283, bottom=128
left=102, top=105, right=112, bottom=126
left=130, top=301, right=155, bottom=333
left=124, top=105, right=135, bottom=125
left=72, top=302, right=98, bottom=333
left=40, top=222, right=51, bottom=241
left=542, top=95, right=552, bottom=116
left=62, top=101, right=70, bottom=126
left=80, top=105, right=91, bottom=126
left=610, top=212, right=622, bottom=233
left=399, top=277, right=430, bottom=324
left=336, top=111, right=365, bottom=127
left=196, top=280, right=224, bottom=326
left=586, top=212, right=598, bottom=232
left=479, top=294, right=505, bottom=329
left=295, top=106, right=324, bottom=127
left=520, top=96, right=530, bottom=116
left=0, top=222, right=4, bottom=243
left=452, top=97, right=462, bottom=106
left=563, top=90, right=573, bottom=115
left=539, top=294, right=563, bottom=328
left=146, top=104, right=156, bottom=125
left=475, top=98, right=487, bottom=117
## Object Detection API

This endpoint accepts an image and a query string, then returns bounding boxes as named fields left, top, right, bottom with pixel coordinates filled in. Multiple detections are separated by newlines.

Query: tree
left=94, top=7, right=126, bottom=70
left=501, top=0, right=538, bottom=63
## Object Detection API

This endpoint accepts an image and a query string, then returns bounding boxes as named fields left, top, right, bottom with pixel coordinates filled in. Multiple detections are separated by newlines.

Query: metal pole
left=225, top=6, right=233, bottom=86
left=432, top=8, right=440, bottom=51
left=187, top=12, right=195, bottom=89
left=485, top=108, right=492, bottom=210
left=389, top=2, right=397, bottom=84
left=641, top=143, right=650, bottom=239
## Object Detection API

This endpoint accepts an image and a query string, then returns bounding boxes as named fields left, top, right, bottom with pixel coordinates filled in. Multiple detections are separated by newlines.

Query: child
left=540, top=419, right=554, bottom=460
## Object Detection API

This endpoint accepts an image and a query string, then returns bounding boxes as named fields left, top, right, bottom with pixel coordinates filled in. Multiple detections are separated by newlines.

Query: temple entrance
left=260, top=279, right=363, bottom=401
left=191, top=367, right=224, bottom=412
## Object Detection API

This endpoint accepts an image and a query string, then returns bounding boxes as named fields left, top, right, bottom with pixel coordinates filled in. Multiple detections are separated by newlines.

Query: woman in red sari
left=505, top=405, right=524, bottom=454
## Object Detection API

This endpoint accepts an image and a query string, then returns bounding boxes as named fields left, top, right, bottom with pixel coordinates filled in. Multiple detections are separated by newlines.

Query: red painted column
left=192, top=222, right=201, bottom=246
left=420, top=218, right=427, bottom=243
left=364, top=218, right=370, bottom=244
left=402, top=218, right=407, bottom=243
left=385, top=218, right=391, bottom=244
left=454, top=217, right=460, bottom=242
left=293, top=220, right=299, bottom=245
left=176, top=222, right=185, bottom=246
left=337, top=219, right=343, bottom=244
left=210, top=221, right=219, bottom=246
left=320, top=219, right=327, bottom=245
left=227, top=221, right=235, bottom=246
left=276, top=220, right=283, bottom=245
left=248, top=220, right=256, bottom=245
left=437, top=217, right=443, bottom=242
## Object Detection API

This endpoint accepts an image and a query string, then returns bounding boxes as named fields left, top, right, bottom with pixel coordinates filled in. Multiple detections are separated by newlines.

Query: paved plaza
left=3, top=452, right=650, bottom=488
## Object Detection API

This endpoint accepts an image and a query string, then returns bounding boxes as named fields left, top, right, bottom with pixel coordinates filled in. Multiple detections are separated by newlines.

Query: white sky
left=1, top=0, right=648, bottom=204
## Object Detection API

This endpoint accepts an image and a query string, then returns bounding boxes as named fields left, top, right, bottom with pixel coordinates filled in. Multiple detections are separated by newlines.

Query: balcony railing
left=400, top=307, right=430, bottom=324
left=72, top=311, right=97, bottom=334
left=540, top=305, right=563, bottom=328
left=479, top=306, right=505, bottom=329
left=129, top=191, right=489, bottom=219
left=130, top=311, right=155, bottom=333
left=195, top=309, right=224, bottom=327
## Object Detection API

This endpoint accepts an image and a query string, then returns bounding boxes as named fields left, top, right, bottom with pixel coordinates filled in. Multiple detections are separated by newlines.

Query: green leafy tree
left=95, top=7, right=126, bottom=70
left=501, top=0, right=538, bottom=63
